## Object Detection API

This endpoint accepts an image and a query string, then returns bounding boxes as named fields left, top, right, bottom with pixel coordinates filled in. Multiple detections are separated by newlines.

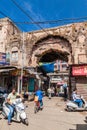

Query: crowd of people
left=47, top=81, right=68, bottom=100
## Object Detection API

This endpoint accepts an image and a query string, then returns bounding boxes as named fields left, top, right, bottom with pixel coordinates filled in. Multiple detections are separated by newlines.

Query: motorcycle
left=66, top=96, right=87, bottom=112
left=2, top=98, right=29, bottom=125
left=34, top=100, right=43, bottom=113
left=34, top=96, right=43, bottom=113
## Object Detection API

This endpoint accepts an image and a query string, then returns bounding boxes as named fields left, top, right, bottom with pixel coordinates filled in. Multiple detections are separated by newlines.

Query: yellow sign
left=11, top=69, right=26, bottom=76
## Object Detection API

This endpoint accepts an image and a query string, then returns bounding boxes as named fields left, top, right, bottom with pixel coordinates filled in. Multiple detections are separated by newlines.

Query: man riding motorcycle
left=72, top=89, right=83, bottom=108
left=35, top=88, right=43, bottom=109
left=6, top=87, right=22, bottom=125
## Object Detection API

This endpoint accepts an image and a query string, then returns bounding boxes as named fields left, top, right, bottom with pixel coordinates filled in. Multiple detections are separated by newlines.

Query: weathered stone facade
left=0, top=17, right=87, bottom=67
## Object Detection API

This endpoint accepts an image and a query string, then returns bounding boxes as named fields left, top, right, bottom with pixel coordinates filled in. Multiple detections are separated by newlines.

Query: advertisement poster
left=0, top=52, right=10, bottom=65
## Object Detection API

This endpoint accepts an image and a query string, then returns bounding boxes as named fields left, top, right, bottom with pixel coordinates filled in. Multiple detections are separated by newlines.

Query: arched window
left=6, top=52, right=10, bottom=64
left=11, top=47, right=18, bottom=62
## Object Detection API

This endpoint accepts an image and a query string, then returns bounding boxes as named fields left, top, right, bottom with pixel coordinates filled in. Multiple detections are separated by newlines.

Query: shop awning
left=0, top=68, right=16, bottom=72
left=0, top=66, right=17, bottom=72
left=0, top=65, right=17, bottom=69
left=39, top=62, right=54, bottom=73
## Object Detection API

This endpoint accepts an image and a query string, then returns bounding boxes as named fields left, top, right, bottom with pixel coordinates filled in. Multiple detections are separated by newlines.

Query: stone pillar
left=17, top=76, right=21, bottom=93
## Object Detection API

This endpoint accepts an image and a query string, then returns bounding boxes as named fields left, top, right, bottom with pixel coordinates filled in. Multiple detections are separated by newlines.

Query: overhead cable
left=10, top=0, right=49, bottom=35
left=0, top=10, right=27, bottom=31
left=13, top=16, right=87, bottom=25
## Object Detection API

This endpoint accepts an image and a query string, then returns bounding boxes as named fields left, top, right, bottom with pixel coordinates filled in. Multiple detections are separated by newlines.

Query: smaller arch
left=32, top=35, right=72, bottom=54
left=35, top=35, right=69, bottom=45
left=30, top=35, right=73, bottom=66
left=11, top=46, right=18, bottom=52
left=38, top=49, right=69, bottom=63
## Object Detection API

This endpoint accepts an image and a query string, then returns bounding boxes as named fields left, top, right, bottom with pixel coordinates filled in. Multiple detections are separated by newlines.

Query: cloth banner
left=40, top=62, right=54, bottom=73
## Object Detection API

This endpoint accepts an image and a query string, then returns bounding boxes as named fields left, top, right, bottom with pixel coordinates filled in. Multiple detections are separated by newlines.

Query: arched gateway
left=29, top=35, right=73, bottom=67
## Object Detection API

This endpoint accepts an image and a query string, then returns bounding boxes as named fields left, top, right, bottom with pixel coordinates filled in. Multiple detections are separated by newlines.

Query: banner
left=72, top=65, right=87, bottom=76
left=40, top=62, right=54, bottom=73
left=0, top=52, right=10, bottom=65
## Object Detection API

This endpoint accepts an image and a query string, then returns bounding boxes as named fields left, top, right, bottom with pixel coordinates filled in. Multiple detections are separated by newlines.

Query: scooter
left=34, top=100, right=43, bottom=113
left=48, top=93, right=51, bottom=99
left=2, top=98, right=29, bottom=125
left=66, top=96, right=87, bottom=112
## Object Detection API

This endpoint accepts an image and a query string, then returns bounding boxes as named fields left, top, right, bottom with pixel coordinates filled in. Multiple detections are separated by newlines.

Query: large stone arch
left=29, top=35, right=73, bottom=67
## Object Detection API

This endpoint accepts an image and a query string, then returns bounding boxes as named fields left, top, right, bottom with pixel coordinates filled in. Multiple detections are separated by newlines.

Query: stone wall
left=1, top=18, right=87, bottom=67
left=26, top=22, right=87, bottom=67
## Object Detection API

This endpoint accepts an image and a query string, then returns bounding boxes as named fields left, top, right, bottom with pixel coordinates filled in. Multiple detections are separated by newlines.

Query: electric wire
left=10, top=0, right=49, bottom=35
left=0, top=11, right=72, bottom=61
left=0, top=10, right=69, bottom=61
left=0, top=10, right=27, bottom=31
left=13, top=16, right=87, bottom=25
left=0, top=4, right=85, bottom=62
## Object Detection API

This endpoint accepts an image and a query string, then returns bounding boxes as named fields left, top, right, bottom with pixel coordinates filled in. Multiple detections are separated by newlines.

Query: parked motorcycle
left=2, top=98, right=29, bottom=125
left=0, top=90, right=7, bottom=110
left=66, top=96, right=87, bottom=112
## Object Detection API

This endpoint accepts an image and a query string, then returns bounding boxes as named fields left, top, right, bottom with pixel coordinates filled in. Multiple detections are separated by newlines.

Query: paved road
left=0, top=97, right=86, bottom=130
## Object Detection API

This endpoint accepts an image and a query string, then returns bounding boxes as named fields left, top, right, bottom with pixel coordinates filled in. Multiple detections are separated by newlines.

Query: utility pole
left=20, top=32, right=24, bottom=93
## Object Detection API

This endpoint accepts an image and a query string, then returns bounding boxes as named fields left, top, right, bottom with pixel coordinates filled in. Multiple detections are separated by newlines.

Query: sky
left=0, top=0, right=87, bottom=32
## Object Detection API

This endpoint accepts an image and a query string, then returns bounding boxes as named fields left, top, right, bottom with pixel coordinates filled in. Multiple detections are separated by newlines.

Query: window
left=11, top=51, right=18, bottom=62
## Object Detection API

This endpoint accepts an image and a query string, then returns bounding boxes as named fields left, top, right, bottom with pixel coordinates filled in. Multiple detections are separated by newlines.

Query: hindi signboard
left=72, top=65, right=87, bottom=76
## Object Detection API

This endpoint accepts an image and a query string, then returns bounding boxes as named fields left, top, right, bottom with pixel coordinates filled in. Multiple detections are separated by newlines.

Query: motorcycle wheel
left=34, top=105, right=38, bottom=113
left=66, top=106, right=73, bottom=112
left=85, top=107, right=87, bottom=111
left=24, top=118, right=29, bottom=126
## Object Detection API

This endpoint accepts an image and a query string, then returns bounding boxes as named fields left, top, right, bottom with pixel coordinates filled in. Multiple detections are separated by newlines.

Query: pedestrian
left=56, top=86, right=60, bottom=96
left=47, top=87, right=52, bottom=99
left=63, top=81, right=68, bottom=101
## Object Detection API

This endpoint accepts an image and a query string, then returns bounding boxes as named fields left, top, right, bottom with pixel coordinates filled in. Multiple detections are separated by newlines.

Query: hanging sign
left=72, top=65, right=87, bottom=76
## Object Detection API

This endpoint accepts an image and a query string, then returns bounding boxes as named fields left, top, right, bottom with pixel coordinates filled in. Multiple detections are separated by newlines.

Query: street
left=0, top=97, right=87, bottom=130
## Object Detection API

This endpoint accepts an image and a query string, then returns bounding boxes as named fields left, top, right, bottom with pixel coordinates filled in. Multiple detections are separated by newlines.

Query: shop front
left=69, top=64, right=87, bottom=100
left=11, top=69, right=28, bottom=93
left=0, top=66, right=17, bottom=92
left=11, top=69, right=38, bottom=93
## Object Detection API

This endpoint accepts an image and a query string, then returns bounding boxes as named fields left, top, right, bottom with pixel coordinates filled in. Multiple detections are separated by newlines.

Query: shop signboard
left=11, top=69, right=26, bottom=76
left=72, top=65, right=87, bottom=76
left=0, top=52, right=10, bottom=65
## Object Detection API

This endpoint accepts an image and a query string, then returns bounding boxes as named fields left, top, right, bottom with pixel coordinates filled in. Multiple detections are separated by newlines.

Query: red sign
left=72, top=66, right=87, bottom=76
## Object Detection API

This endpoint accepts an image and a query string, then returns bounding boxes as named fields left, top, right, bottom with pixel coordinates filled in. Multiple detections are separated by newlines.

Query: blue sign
left=40, top=62, right=54, bottom=73
left=0, top=52, right=10, bottom=65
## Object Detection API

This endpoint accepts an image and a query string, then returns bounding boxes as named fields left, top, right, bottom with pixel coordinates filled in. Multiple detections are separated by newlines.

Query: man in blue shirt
left=35, top=88, right=43, bottom=108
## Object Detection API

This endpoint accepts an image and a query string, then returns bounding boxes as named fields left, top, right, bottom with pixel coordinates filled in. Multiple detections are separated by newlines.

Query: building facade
left=0, top=18, right=87, bottom=68
left=0, top=17, right=87, bottom=95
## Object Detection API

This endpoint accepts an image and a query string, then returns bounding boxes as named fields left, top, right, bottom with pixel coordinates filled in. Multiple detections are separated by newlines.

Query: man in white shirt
left=7, top=87, right=17, bottom=125
left=72, top=89, right=83, bottom=107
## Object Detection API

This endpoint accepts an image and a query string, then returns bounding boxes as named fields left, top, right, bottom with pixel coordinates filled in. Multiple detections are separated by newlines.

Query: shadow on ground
left=69, top=124, right=87, bottom=130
